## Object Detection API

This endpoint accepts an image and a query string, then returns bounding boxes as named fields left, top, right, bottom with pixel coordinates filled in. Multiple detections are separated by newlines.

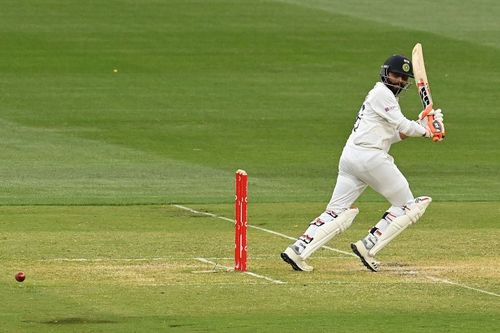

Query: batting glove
left=427, top=119, right=445, bottom=141
left=432, top=108, right=444, bottom=121
left=418, top=108, right=445, bottom=139
left=418, top=108, right=444, bottom=122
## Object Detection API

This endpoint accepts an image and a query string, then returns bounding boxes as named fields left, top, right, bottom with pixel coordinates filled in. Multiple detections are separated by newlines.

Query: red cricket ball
left=15, top=272, right=26, bottom=282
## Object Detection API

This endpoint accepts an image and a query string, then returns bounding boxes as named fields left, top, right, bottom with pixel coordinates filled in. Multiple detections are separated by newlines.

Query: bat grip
left=427, top=114, right=443, bottom=142
left=420, top=105, right=434, bottom=119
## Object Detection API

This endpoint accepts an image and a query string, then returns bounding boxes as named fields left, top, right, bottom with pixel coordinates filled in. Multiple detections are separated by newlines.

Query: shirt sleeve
left=370, top=88, right=426, bottom=137
left=389, top=130, right=403, bottom=144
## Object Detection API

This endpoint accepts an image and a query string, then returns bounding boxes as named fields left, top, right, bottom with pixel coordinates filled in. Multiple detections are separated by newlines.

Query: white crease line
left=138, top=279, right=477, bottom=287
left=426, top=276, right=500, bottom=298
left=173, top=204, right=354, bottom=257
left=194, top=257, right=286, bottom=284
left=174, top=204, right=500, bottom=298
left=38, top=257, right=169, bottom=262
left=37, top=256, right=353, bottom=263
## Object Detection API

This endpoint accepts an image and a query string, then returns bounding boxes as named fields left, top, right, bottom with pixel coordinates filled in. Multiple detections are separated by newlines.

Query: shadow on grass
left=25, top=317, right=117, bottom=325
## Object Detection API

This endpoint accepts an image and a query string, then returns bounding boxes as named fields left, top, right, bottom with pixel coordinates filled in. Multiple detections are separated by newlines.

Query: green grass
left=1, top=0, right=499, bottom=204
left=0, top=203, right=498, bottom=332
left=0, top=0, right=499, bottom=332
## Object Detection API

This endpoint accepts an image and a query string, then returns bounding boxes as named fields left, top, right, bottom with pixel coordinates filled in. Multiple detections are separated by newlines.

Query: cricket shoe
left=351, top=240, right=380, bottom=272
left=280, top=245, right=313, bottom=272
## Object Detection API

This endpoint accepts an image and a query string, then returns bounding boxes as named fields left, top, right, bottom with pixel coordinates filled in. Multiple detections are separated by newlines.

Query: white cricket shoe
left=280, top=246, right=314, bottom=272
left=351, top=240, right=380, bottom=272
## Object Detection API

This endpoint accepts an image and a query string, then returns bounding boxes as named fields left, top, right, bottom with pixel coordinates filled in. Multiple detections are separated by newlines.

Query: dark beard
left=384, top=82, right=403, bottom=96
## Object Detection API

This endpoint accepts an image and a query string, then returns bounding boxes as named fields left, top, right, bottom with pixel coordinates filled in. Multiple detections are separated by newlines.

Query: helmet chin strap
left=380, top=71, right=409, bottom=97
left=385, top=82, right=404, bottom=96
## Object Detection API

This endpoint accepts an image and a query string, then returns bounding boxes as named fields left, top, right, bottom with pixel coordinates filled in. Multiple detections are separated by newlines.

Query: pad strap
left=300, top=208, right=359, bottom=260
left=368, top=196, right=432, bottom=256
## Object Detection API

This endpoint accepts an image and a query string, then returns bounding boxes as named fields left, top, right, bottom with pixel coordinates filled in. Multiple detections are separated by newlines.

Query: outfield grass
left=0, top=0, right=499, bottom=332
left=1, top=203, right=498, bottom=332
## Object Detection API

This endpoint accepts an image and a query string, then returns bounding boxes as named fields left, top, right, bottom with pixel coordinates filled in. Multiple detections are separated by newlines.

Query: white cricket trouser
left=326, top=143, right=414, bottom=211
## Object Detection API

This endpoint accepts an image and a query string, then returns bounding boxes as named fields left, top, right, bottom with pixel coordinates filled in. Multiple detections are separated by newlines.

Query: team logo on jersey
left=384, top=105, right=397, bottom=112
left=402, top=63, right=410, bottom=72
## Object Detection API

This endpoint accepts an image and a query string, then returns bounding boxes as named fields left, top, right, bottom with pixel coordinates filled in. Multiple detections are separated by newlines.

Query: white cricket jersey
left=347, top=82, right=426, bottom=152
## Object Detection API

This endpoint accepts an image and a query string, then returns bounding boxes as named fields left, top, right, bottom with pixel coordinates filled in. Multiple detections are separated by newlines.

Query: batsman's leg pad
left=300, top=208, right=359, bottom=260
left=406, top=196, right=432, bottom=223
left=368, top=196, right=431, bottom=256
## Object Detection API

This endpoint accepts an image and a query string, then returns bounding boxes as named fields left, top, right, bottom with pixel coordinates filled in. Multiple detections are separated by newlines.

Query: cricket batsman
left=281, top=54, right=445, bottom=272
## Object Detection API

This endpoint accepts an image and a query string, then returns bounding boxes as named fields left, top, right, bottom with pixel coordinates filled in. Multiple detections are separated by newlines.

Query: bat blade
left=412, top=43, right=432, bottom=110
left=412, top=43, right=443, bottom=142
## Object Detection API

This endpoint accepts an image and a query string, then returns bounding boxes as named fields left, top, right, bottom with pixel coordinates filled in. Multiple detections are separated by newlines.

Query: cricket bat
left=411, top=43, right=444, bottom=142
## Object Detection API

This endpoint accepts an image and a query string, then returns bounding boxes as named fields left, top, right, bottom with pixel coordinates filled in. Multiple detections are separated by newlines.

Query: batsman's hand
left=432, top=108, right=444, bottom=121
left=419, top=108, right=445, bottom=141
left=425, top=119, right=445, bottom=141
left=418, top=108, right=444, bottom=123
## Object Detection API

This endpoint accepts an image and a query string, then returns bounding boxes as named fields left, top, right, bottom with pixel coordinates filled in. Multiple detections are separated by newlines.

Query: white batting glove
left=418, top=108, right=444, bottom=120
left=433, top=108, right=444, bottom=121
left=418, top=108, right=444, bottom=127
left=423, top=117, right=446, bottom=141
left=429, top=120, right=445, bottom=141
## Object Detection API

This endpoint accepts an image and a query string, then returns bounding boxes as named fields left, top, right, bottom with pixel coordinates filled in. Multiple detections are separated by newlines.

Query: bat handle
left=421, top=104, right=443, bottom=142
left=427, top=114, right=444, bottom=142
left=420, top=104, right=434, bottom=119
